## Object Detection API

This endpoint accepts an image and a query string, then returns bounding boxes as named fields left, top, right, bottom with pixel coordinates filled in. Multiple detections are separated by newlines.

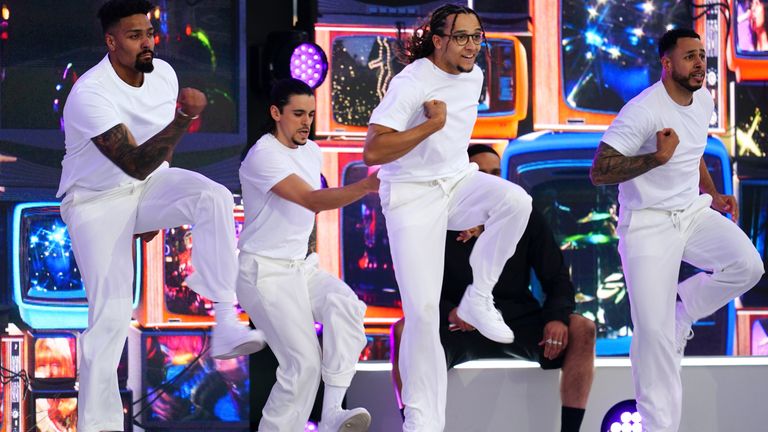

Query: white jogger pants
left=236, top=252, right=367, bottom=432
left=380, top=164, right=532, bottom=432
left=60, top=168, right=238, bottom=432
left=618, top=194, right=764, bottom=432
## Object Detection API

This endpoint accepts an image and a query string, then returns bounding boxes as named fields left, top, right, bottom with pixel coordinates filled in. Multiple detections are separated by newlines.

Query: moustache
left=138, top=50, right=155, bottom=60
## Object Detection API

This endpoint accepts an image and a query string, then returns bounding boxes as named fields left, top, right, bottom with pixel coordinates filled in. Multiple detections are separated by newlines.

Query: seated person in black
left=390, top=144, right=596, bottom=432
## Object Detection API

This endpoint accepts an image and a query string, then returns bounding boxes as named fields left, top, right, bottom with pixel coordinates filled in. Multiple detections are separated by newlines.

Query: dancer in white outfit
left=237, top=78, right=375, bottom=432
left=590, top=28, right=764, bottom=432
left=364, top=5, right=532, bottom=431
left=57, top=2, right=264, bottom=431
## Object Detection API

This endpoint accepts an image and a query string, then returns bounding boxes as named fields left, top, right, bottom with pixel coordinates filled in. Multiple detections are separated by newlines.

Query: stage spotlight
left=265, top=31, right=328, bottom=89
left=601, top=399, right=642, bottom=432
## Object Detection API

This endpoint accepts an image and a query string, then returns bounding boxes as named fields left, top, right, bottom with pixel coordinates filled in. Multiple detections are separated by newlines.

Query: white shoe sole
left=211, top=331, right=266, bottom=359
left=332, top=412, right=371, bottom=432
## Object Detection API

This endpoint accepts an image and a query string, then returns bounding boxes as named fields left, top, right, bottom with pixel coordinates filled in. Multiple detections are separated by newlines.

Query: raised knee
left=325, top=293, right=366, bottom=322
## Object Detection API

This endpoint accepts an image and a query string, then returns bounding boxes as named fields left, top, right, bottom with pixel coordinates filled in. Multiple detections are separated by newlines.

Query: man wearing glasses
left=364, top=4, right=532, bottom=431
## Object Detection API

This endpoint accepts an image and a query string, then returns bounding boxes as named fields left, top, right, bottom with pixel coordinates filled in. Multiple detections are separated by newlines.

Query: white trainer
left=318, top=407, right=371, bottom=432
left=211, top=322, right=266, bottom=359
left=457, top=288, right=514, bottom=344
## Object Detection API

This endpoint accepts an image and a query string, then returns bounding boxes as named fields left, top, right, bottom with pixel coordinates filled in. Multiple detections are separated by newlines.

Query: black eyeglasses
left=439, top=33, right=484, bottom=46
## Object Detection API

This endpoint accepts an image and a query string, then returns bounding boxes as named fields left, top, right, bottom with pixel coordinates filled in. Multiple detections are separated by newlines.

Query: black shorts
left=440, top=311, right=565, bottom=370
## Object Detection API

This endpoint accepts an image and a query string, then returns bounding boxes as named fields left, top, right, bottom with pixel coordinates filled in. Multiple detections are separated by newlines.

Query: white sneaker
left=674, top=301, right=694, bottom=356
left=318, top=407, right=371, bottom=432
left=457, top=288, right=514, bottom=344
left=211, top=322, right=266, bottom=359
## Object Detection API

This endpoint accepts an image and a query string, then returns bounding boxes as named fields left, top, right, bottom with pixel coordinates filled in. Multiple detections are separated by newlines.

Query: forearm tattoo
left=590, top=142, right=661, bottom=185
left=91, top=116, right=191, bottom=180
left=307, top=220, right=318, bottom=256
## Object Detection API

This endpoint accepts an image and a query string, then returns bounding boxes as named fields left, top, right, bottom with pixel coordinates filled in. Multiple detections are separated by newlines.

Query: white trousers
left=380, top=164, right=532, bottom=432
left=60, top=168, right=238, bottom=432
left=237, top=252, right=367, bottom=432
left=618, top=194, right=764, bottom=432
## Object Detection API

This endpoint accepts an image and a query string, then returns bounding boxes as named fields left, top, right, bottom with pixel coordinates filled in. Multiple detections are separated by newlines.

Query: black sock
left=399, top=407, right=405, bottom=421
left=561, top=406, right=585, bottom=432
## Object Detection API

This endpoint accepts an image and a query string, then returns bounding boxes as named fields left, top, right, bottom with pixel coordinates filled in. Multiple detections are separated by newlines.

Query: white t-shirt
left=238, top=134, right=321, bottom=260
left=368, top=57, right=483, bottom=182
left=57, top=55, right=177, bottom=197
left=601, top=81, right=714, bottom=211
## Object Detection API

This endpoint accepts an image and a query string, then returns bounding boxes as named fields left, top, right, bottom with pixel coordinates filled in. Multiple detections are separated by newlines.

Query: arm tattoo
left=91, top=116, right=192, bottom=180
left=307, top=220, right=318, bottom=256
left=589, top=142, right=662, bottom=185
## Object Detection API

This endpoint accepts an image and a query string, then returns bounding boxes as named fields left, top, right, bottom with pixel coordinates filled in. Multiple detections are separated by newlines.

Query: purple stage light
left=602, top=399, right=642, bottom=432
left=289, top=42, right=328, bottom=89
left=305, top=421, right=318, bottom=431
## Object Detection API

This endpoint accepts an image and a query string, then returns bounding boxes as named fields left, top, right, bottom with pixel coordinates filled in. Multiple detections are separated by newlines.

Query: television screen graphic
left=476, top=38, right=517, bottom=114
left=341, top=162, right=400, bottom=308
left=142, top=332, right=249, bottom=426
left=21, top=208, right=85, bottom=304
left=34, top=397, right=77, bottom=432
left=529, top=178, right=630, bottom=339
left=33, top=335, right=77, bottom=381
left=735, top=0, right=768, bottom=55
left=163, top=222, right=245, bottom=317
left=560, top=0, right=691, bottom=114
left=0, top=0, right=239, bottom=132
left=331, top=35, right=405, bottom=127
left=735, top=83, right=768, bottom=160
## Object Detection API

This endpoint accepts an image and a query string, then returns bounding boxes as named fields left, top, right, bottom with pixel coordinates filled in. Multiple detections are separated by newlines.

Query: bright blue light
left=585, top=30, right=604, bottom=47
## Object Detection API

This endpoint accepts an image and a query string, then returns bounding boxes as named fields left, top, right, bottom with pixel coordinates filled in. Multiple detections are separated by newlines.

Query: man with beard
left=238, top=78, right=377, bottom=432
left=364, top=4, right=532, bottom=431
left=57, top=1, right=265, bottom=430
left=590, top=28, right=764, bottom=431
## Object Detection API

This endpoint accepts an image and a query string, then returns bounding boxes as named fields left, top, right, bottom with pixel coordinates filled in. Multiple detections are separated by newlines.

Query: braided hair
left=403, top=3, right=487, bottom=64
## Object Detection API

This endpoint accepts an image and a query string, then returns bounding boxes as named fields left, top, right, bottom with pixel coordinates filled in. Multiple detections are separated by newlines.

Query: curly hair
left=402, top=4, right=486, bottom=64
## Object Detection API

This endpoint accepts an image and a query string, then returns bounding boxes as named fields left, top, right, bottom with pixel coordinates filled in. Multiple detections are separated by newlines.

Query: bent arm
left=698, top=157, right=718, bottom=196
left=271, top=172, right=378, bottom=213
left=91, top=112, right=195, bottom=180
left=363, top=121, right=442, bottom=166
left=590, top=142, right=664, bottom=185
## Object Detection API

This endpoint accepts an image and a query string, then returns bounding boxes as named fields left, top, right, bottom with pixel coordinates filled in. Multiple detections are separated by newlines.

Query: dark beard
left=672, top=69, right=702, bottom=93
left=457, top=64, right=474, bottom=73
left=135, top=51, right=155, bottom=73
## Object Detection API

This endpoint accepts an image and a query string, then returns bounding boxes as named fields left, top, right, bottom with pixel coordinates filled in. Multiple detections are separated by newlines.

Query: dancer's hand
left=456, top=226, right=483, bottom=242
left=362, top=170, right=380, bottom=193
left=711, top=193, right=739, bottom=222
left=178, top=87, right=207, bottom=118
left=539, top=321, right=568, bottom=359
left=654, top=128, right=679, bottom=164
left=448, top=307, right=475, bottom=332
left=423, top=100, right=446, bottom=131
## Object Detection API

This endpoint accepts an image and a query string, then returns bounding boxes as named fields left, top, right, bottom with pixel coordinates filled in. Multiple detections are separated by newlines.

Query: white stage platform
left=347, top=357, right=768, bottom=432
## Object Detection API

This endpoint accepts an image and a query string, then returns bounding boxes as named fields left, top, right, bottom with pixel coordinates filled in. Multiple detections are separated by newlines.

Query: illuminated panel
left=315, top=25, right=528, bottom=140
left=12, top=202, right=142, bottom=330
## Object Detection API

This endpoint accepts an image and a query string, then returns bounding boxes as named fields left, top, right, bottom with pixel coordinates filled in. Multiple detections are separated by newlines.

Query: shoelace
left=484, top=297, right=505, bottom=322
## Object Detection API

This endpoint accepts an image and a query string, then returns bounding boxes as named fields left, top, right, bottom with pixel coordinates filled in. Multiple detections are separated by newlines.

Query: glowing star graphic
left=736, top=108, right=766, bottom=157
left=367, top=36, right=395, bottom=100
left=641, top=1, right=655, bottom=14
